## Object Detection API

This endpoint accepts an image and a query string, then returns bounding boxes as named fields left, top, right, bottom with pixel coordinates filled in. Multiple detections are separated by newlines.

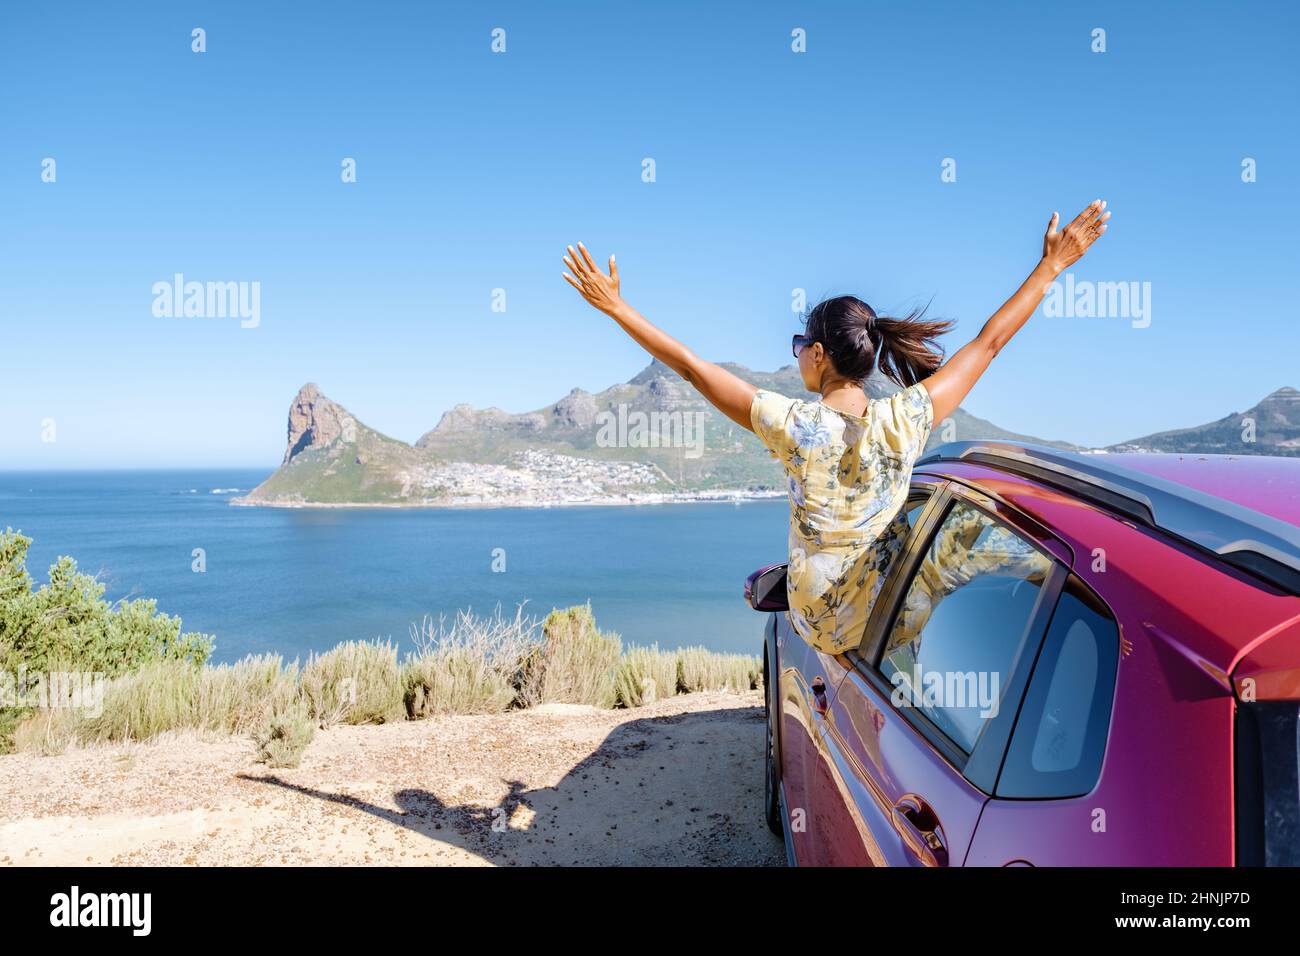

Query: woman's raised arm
left=922, top=200, right=1110, bottom=425
left=562, top=243, right=758, bottom=430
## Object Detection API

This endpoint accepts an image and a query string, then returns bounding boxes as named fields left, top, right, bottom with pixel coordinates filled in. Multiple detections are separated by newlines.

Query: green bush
left=0, top=529, right=213, bottom=752
left=0, top=529, right=212, bottom=677
left=253, top=701, right=315, bottom=768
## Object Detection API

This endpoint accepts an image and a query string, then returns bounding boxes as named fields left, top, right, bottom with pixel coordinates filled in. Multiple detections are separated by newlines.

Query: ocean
left=0, top=470, right=790, bottom=664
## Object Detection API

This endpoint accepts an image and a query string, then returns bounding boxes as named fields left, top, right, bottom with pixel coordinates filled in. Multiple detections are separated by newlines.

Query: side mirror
left=745, top=563, right=789, bottom=612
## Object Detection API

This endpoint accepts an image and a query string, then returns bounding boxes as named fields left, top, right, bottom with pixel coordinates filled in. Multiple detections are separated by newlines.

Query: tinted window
left=879, top=500, right=1053, bottom=753
left=996, top=577, right=1119, bottom=798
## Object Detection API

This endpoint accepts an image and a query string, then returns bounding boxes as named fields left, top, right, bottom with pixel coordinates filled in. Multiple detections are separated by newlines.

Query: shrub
left=0, top=529, right=213, bottom=677
left=0, top=529, right=213, bottom=751
left=9, top=655, right=299, bottom=751
left=5, top=575, right=765, bottom=756
left=75, top=659, right=201, bottom=744
left=402, top=609, right=534, bottom=717
left=524, top=604, right=621, bottom=708
left=301, top=640, right=404, bottom=727
left=193, top=655, right=298, bottom=734
left=614, top=644, right=681, bottom=708
left=676, top=646, right=761, bottom=694
left=11, top=707, right=75, bottom=755
left=253, top=701, right=315, bottom=768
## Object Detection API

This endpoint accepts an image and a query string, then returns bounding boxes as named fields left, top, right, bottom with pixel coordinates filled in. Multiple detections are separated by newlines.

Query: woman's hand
left=557, top=241, right=759, bottom=430
left=922, top=197, right=1112, bottom=424
left=1042, top=199, right=1110, bottom=273
left=562, top=242, right=625, bottom=317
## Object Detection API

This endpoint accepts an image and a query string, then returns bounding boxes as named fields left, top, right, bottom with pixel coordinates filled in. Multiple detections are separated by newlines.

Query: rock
left=551, top=388, right=598, bottom=430
left=283, top=383, right=358, bottom=464
left=419, top=404, right=545, bottom=442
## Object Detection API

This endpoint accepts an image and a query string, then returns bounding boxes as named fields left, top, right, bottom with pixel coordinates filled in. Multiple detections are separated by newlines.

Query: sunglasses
left=792, top=334, right=814, bottom=359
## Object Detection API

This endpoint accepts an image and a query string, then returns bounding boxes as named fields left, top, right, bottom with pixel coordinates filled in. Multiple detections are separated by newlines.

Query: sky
left=2, top=0, right=1297, bottom=468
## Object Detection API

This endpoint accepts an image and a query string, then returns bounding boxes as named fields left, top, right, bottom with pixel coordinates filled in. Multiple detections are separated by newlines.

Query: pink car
left=747, top=441, right=1300, bottom=866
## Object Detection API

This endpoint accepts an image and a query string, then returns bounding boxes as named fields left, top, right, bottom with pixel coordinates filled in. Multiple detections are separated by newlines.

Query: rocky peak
left=283, top=383, right=358, bottom=465
left=419, top=404, right=545, bottom=444
left=1258, top=386, right=1300, bottom=407
left=1250, top=386, right=1300, bottom=433
left=628, top=359, right=678, bottom=385
left=551, top=388, right=598, bottom=430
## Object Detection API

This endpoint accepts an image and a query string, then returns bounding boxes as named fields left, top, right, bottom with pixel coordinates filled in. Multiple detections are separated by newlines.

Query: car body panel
left=772, top=609, right=852, bottom=865
left=1100, top=452, right=1300, bottom=528
left=1231, top=615, right=1300, bottom=700
left=820, top=665, right=989, bottom=866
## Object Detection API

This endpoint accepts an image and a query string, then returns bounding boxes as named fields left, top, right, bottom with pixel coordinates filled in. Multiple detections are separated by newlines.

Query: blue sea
left=0, top=471, right=790, bottom=664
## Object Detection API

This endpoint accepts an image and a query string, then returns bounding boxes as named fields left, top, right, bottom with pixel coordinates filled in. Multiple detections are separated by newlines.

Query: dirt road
left=0, top=690, right=784, bottom=867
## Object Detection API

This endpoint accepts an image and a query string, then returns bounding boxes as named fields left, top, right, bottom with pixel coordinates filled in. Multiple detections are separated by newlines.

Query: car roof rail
left=917, top=440, right=1300, bottom=596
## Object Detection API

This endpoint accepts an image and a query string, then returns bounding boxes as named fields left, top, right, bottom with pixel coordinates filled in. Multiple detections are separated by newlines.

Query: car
left=746, top=440, right=1300, bottom=866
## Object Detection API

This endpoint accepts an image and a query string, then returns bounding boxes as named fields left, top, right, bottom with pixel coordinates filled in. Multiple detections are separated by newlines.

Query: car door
left=817, top=486, right=1068, bottom=866
left=780, top=479, right=943, bottom=866
left=783, top=487, right=944, bottom=866
left=773, top=607, right=852, bottom=866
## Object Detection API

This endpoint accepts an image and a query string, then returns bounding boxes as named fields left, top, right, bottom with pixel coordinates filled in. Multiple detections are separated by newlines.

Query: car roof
left=1098, top=452, right=1300, bottom=527
left=917, top=441, right=1300, bottom=596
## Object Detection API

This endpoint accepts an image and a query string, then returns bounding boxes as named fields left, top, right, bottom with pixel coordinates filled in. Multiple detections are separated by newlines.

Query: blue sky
left=2, top=0, right=1296, bottom=468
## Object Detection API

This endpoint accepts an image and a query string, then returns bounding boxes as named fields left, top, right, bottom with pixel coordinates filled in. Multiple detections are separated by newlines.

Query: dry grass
left=253, top=700, right=315, bottom=768
left=614, top=645, right=681, bottom=708
left=402, top=608, right=535, bottom=716
left=522, top=604, right=622, bottom=708
left=677, top=646, right=761, bottom=694
left=9, top=605, right=761, bottom=755
left=300, top=640, right=405, bottom=727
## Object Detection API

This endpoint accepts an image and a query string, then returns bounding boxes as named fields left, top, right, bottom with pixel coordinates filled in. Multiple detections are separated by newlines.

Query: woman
left=561, top=200, right=1110, bottom=655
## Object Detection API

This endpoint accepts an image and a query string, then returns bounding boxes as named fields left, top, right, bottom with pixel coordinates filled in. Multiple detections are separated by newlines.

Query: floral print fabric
left=750, top=382, right=935, bottom=654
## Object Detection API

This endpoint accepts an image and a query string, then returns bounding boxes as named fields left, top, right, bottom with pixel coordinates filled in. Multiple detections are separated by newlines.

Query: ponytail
left=804, top=296, right=953, bottom=388
left=872, top=305, right=954, bottom=387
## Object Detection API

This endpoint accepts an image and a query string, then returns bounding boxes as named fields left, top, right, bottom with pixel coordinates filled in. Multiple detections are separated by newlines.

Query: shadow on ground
left=239, top=704, right=783, bottom=866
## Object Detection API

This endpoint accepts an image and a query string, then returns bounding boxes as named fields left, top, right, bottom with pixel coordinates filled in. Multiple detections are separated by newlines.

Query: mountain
left=235, top=362, right=1073, bottom=508
left=240, top=383, right=427, bottom=504
left=1108, top=387, right=1300, bottom=455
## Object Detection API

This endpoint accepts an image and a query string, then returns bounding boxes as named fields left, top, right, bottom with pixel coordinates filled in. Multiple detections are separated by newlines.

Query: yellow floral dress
left=750, top=382, right=934, bottom=655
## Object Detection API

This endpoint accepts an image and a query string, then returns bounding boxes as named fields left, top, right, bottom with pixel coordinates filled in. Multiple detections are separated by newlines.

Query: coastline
left=229, top=489, right=787, bottom=511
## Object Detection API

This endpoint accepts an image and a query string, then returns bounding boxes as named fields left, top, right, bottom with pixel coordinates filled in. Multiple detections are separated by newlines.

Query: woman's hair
left=803, top=295, right=954, bottom=388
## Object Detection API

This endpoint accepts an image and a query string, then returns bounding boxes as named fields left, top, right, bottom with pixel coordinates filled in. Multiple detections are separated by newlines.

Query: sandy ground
left=0, top=691, right=783, bottom=867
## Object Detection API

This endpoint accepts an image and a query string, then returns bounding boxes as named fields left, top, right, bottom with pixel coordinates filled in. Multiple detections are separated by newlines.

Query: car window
left=878, top=499, right=1054, bottom=753
left=905, top=490, right=931, bottom=528
left=995, top=576, right=1119, bottom=798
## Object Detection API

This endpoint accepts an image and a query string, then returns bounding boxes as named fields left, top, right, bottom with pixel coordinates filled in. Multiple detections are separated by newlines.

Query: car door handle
left=891, top=795, right=949, bottom=867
